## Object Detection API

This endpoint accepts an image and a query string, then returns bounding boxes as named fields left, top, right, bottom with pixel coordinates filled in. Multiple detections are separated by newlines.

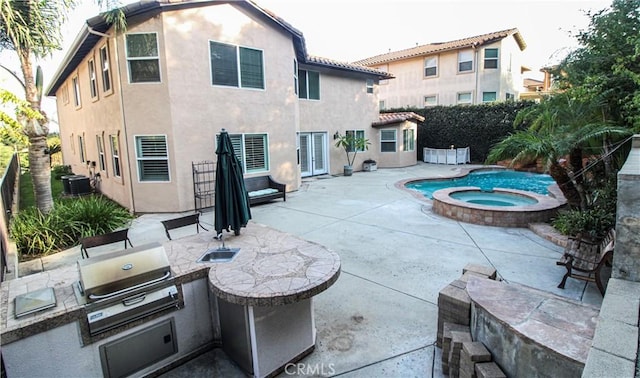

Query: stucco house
left=46, top=0, right=404, bottom=213
left=353, top=28, right=527, bottom=108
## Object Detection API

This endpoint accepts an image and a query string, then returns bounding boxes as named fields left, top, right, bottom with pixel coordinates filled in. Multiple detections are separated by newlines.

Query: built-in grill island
left=74, top=242, right=180, bottom=336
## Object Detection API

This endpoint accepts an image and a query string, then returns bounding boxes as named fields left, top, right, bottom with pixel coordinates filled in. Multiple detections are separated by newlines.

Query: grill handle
left=88, top=271, right=171, bottom=300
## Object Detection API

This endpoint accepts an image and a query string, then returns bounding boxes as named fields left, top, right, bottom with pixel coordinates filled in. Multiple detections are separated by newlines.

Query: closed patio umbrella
left=214, top=129, right=251, bottom=236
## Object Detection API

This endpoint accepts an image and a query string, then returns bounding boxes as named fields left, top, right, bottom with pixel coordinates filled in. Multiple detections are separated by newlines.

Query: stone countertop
left=466, top=277, right=599, bottom=363
left=0, top=222, right=341, bottom=343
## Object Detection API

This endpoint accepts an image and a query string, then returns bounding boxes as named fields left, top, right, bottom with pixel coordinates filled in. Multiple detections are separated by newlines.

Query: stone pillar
left=612, top=134, right=640, bottom=281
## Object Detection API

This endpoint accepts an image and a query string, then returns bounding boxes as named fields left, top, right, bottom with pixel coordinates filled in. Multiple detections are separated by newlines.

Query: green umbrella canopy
left=214, top=129, right=252, bottom=236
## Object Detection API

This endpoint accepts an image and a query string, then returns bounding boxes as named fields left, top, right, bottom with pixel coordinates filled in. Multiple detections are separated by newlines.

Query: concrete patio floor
left=18, top=162, right=605, bottom=377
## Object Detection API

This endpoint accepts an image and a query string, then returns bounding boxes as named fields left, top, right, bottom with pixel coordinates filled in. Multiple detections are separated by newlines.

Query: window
left=228, top=133, right=269, bottom=173
left=88, top=59, right=98, bottom=99
left=78, top=135, right=86, bottom=162
left=457, top=92, right=472, bottom=104
left=380, top=129, right=396, bottom=152
left=482, top=92, right=497, bottom=102
left=424, top=95, right=437, bottom=106
left=96, top=135, right=106, bottom=171
left=298, top=69, right=320, bottom=99
left=366, top=79, right=374, bottom=94
left=126, top=33, right=160, bottom=83
left=403, top=129, right=415, bottom=152
left=135, top=135, right=169, bottom=181
left=110, top=135, right=121, bottom=178
left=100, top=45, right=112, bottom=92
left=72, top=76, right=81, bottom=107
left=484, top=48, right=498, bottom=69
left=506, top=93, right=515, bottom=101
left=345, top=130, right=365, bottom=152
left=210, top=41, right=264, bottom=89
left=379, top=100, right=386, bottom=111
left=61, top=84, right=69, bottom=105
left=424, top=56, right=437, bottom=77
left=293, top=59, right=298, bottom=95
left=458, top=50, right=473, bottom=72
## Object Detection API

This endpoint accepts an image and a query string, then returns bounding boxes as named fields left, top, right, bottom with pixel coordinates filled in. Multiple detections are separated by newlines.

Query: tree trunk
left=18, top=50, right=54, bottom=213
left=548, top=162, right=581, bottom=208
left=568, top=148, right=588, bottom=210
left=28, top=135, right=54, bottom=213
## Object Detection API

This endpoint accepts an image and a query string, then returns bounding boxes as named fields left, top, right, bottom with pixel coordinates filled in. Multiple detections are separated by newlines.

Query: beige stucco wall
left=374, top=121, right=418, bottom=168
left=55, top=36, right=133, bottom=210
left=298, top=68, right=380, bottom=175
left=376, top=38, right=523, bottom=108
left=53, top=3, right=392, bottom=213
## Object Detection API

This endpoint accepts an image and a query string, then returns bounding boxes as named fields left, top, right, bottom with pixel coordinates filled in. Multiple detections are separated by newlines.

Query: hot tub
left=432, top=187, right=564, bottom=227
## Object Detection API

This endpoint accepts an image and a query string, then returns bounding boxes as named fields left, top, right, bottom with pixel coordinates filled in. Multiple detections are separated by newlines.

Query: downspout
left=472, top=42, right=479, bottom=104
left=87, top=25, right=137, bottom=213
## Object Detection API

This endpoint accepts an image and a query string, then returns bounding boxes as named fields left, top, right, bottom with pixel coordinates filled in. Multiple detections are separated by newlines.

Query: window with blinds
left=458, top=50, right=473, bottom=72
left=403, top=129, right=415, bottom=151
left=424, top=56, right=437, bottom=77
left=210, top=41, right=264, bottom=89
left=484, top=48, right=498, bottom=69
left=135, top=135, right=169, bottom=181
left=380, top=129, right=397, bottom=152
left=227, top=134, right=268, bottom=173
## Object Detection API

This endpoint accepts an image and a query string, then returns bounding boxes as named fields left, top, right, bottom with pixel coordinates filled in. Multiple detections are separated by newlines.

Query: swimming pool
left=405, top=170, right=556, bottom=199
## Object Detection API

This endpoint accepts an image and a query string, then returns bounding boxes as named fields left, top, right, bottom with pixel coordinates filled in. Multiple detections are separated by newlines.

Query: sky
left=1, top=0, right=613, bottom=131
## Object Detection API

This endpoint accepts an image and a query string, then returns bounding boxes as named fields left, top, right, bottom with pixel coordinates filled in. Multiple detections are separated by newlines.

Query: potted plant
left=363, top=159, right=377, bottom=172
left=334, top=133, right=370, bottom=176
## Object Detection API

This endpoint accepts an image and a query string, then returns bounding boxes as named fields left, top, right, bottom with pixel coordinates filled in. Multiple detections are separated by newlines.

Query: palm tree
left=0, top=1, right=124, bottom=213
left=487, top=93, right=631, bottom=210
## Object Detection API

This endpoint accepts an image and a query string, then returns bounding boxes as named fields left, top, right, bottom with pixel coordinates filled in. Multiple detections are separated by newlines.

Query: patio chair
left=80, top=228, right=133, bottom=259
left=556, top=229, right=615, bottom=295
left=161, top=213, right=208, bottom=240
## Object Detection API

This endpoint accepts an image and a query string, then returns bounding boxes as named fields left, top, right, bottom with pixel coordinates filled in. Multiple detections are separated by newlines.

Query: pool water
left=450, top=191, right=539, bottom=207
left=405, top=170, right=556, bottom=199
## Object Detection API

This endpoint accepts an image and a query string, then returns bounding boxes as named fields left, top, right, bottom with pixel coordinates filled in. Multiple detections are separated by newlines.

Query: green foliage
left=10, top=195, right=133, bottom=257
left=551, top=208, right=615, bottom=241
left=389, top=101, right=534, bottom=163
left=52, top=164, right=72, bottom=180
left=334, top=133, right=370, bottom=166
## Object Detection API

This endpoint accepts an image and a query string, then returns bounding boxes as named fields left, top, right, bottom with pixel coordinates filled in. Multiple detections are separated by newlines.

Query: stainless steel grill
left=74, top=242, right=179, bottom=336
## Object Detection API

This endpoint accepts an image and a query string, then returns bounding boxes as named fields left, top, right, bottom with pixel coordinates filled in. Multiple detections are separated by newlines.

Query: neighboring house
left=353, top=28, right=527, bottom=108
left=520, top=68, right=556, bottom=101
left=46, top=0, right=397, bottom=213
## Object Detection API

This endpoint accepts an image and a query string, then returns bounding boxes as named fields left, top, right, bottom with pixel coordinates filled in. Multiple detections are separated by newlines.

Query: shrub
left=551, top=207, right=615, bottom=241
left=10, top=195, right=133, bottom=257
left=52, top=164, right=73, bottom=179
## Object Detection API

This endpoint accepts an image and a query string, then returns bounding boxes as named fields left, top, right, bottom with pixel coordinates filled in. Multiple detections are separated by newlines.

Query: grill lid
left=78, top=242, right=171, bottom=298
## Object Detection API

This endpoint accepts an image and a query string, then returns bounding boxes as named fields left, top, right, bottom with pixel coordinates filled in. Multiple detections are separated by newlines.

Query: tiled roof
left=353, top=28, right=526, bottom=66
left=47, top=0, right=392, bottom=96
left=306, top=56, right=394, bottom=79
left=372, top=112, right=425, bottom=127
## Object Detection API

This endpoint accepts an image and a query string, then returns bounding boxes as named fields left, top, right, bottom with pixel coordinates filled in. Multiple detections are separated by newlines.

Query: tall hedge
left=387, top=101, right=535, bottom=163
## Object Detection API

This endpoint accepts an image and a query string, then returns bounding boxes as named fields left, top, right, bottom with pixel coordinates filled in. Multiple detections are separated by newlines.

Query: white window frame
left=135, top=135, right=170, bottom=182
left=293, top=59, right=298, bottom=96
left=424, top=95, right=438, bottom=107
left=345, top=130, right=366, bottom=152
left=209, top=40, right=265, bottom=90
left=403, top=129, right=415, bottom=152
left=380, top=129, right=397, bottom=153
left=88, top=59, right=98, bottom=99
left=110, top=135, right=121, bottom=178
left=298, top=69, right=320, bottom=100
left=366, top=79, right=374, bottom=94
left=227, top=133, right=270, bottom=174
left=458, top=50, right=474, bottom=73
left=96, top=134, right=106, bottom=171
left=484, top=48, right=498, bottom=69
left=457, top=92, right=473, bottom=105
left=72, top=75, right=81, bottom=108
left=424, top=56, right=438, bottom=77
left=125, top=32, right=161, bottom=83
left=379, top=100, right=386, bottom=111
left=100, top=44, right=112, bottom=93
left=482, top=92, right=497, bottom=103
left=78, top=135, right=86, bottom=162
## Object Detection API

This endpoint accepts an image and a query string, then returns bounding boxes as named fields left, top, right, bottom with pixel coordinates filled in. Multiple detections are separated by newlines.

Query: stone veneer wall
left=583, top=134, right=640, bottom=377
